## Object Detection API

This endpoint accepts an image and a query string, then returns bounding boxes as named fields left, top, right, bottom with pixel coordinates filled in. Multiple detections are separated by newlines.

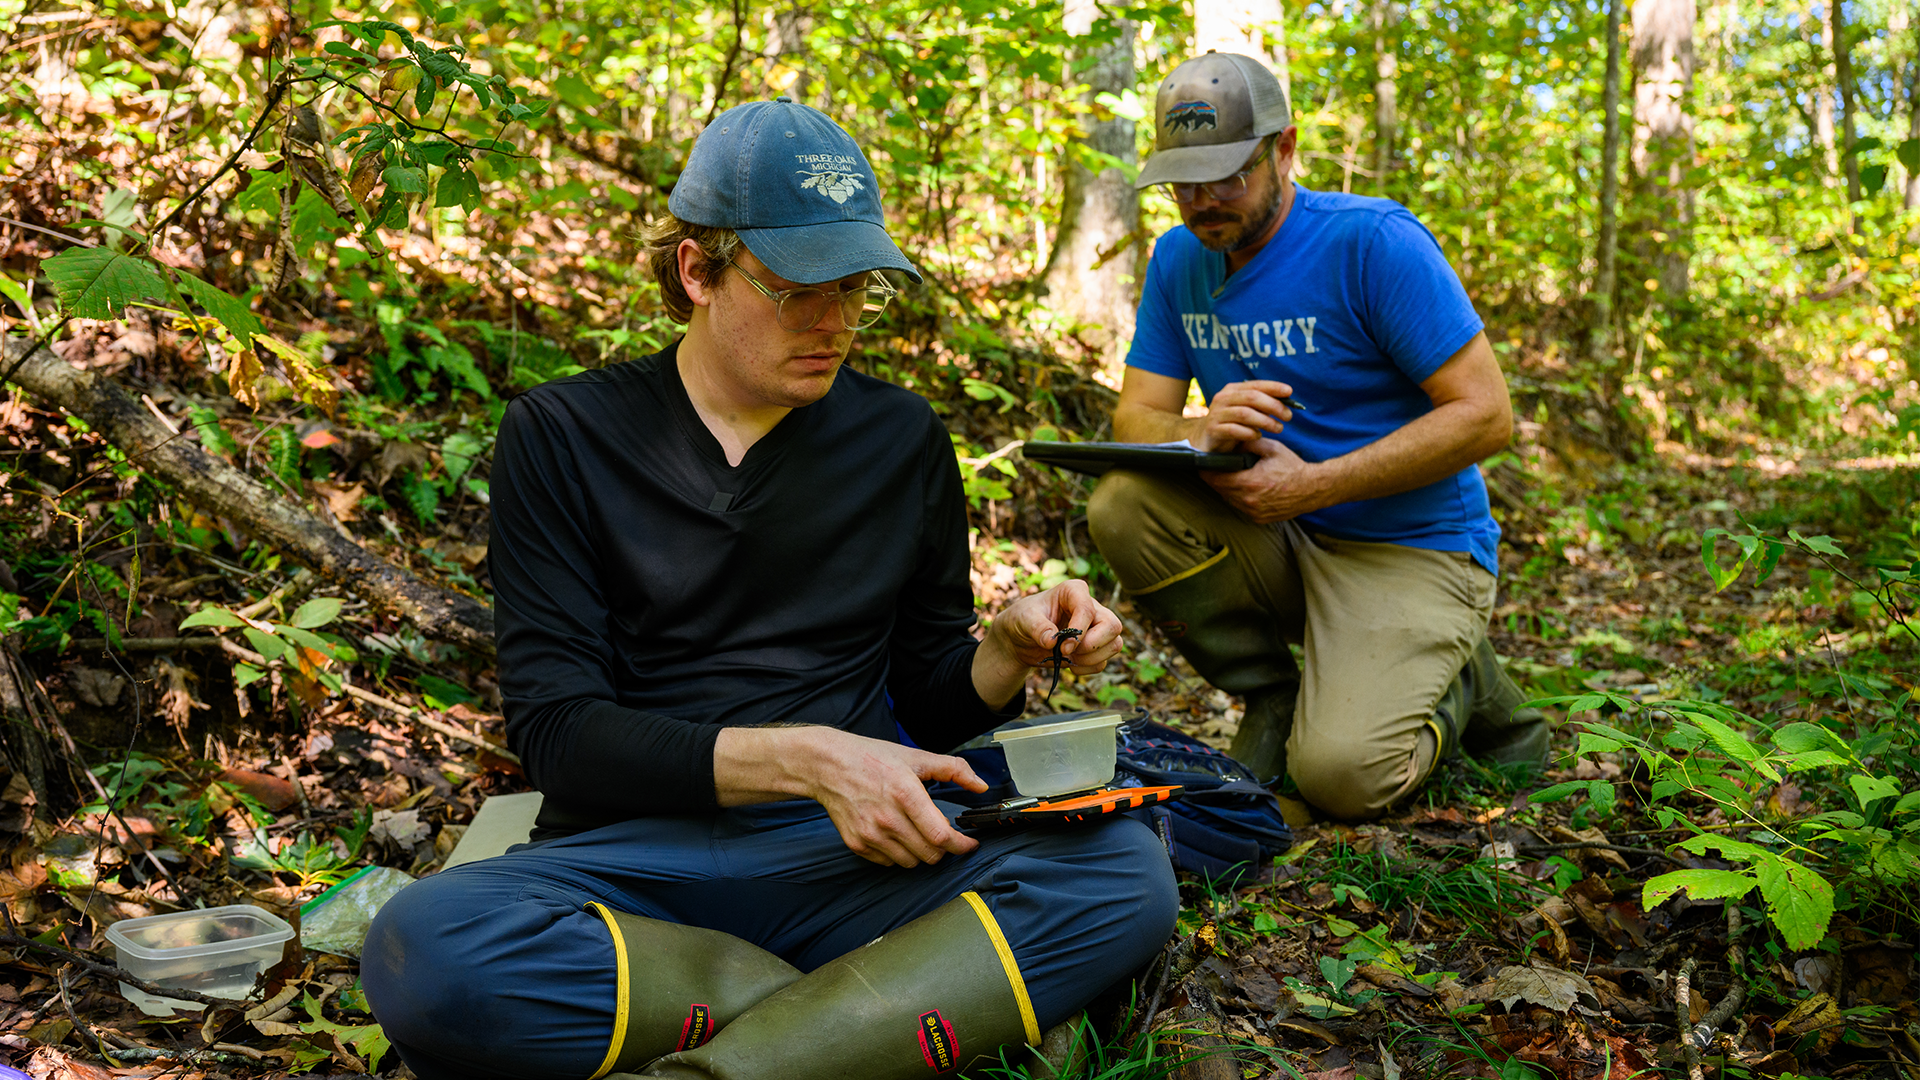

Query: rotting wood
left=3, top=336, right=494, bottom=657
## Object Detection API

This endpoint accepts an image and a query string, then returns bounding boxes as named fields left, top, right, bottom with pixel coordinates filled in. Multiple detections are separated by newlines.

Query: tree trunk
left=1041, top=0, right=1140, bottom=367
left=1829, top=0, right=1860, bottom=218
left=2, top=337, right=496, bottom=657
left=1810, top=4, right=1839, bottom=183
left=1630, top=0, right=1696, bottom=299
left=1193, top=0, right=1290, bottom=106
left=763, top=5, right=813, bottom=104
left=1910, top=44, right=1920, bottom=212
left=1590, top=0, right=1626, bottom=364
left=1371, top=0, right=1397, bottom=190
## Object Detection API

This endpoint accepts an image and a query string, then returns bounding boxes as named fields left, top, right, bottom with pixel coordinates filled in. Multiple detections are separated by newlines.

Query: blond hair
left=643, top=216, right=744, bottom=323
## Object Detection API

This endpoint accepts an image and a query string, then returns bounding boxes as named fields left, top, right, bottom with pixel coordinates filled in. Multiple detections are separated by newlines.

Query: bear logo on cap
left=1164, top=100, right=1218, bottom=132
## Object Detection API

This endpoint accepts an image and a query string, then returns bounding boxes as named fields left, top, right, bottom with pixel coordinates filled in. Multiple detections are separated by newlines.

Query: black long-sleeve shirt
left=489, top=342, right=1017, bottom=839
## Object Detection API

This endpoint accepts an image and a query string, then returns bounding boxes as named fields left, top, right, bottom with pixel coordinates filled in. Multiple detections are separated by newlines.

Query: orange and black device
left=953, top=785, right=1182, bottom=834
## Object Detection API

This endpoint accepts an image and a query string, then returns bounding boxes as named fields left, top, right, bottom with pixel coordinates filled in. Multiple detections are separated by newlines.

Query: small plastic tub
left=106, top=905, right=294, bottom=1015
left=992, top=711, right=1125, bottom=797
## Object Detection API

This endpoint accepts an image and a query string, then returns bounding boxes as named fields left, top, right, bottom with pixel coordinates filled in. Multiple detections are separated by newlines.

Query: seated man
left=1087, top=52, right=1548, bottom=821
left=363, top=98, right=1178, bottom=1080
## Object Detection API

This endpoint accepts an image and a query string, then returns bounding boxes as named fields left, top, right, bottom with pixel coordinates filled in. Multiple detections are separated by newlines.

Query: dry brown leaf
left=252, top=1018, right=305, bottom=1037
left=314, top=480, right=367, bottom=523
left=1777, top=991, right=1843, bottom=1055
left=1529, top=903, right=1571, bottom=962
left=1482, top=963, right=1595, bottom=1013
left=1550, top=825, right=1632, bottom=871
left=219, top=767, right=300, bottom=812
left=1566, top=891, right=1614, bottom=944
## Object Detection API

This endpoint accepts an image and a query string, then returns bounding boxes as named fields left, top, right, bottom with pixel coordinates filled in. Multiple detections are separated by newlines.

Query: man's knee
left=362, top=874, right=562, bottom=1060
left=1288, top=736, right=1407, bottom=822
left=1103, top=818, right=1181, bottom=952
left=1087, top=470, right=1215, bottom=591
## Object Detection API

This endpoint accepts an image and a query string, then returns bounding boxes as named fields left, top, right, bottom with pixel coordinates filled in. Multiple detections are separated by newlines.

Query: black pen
left=1285, top=397, right=1310, bottom=413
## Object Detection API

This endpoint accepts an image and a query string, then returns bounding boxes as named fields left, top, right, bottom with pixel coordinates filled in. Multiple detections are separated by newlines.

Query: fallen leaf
left=1529, top=902, right=1571, bottom=962
left=1356, top=962, right=1432, bottom=998
left=1847, top=947, right=1912, bottom=1006
left=1550, top=825, right=1631, bottom=871
left=314, top=480, right=366, bottom=523
left=219, top=768, right=300, bottom=812
left=1483, top=963, right=1596, bottom=1013
left=1767, top=781, right=1806, bottom=817
left=1777, top=991, right=1842, bottom=1055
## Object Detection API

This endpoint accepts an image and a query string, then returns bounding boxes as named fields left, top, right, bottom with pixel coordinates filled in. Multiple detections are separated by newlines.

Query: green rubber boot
left=1129, top=550, right=1299, bottom=783
left=1427, top=638, right=1550, bottom=782
left=585, top=903, right=803, bottom=1077
left=622, top=893, right=1041, bottom=1080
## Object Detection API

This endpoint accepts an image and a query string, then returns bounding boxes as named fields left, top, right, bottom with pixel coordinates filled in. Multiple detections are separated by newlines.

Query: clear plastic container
left=106, top=905, right=294, bottom=1015
left=992, top=711, right=1124, bottom=797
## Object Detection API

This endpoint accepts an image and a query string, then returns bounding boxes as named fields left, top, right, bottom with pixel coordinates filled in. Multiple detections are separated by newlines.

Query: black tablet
left=1021, top=441, right=1258, bottom=477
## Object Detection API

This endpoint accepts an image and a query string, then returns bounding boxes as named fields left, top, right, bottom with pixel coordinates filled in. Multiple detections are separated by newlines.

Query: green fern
left=398, top=472, right=439, bottom=523
left=187, top=406, right=238, bottom=456
left=270, top=427, right=302, bottom=489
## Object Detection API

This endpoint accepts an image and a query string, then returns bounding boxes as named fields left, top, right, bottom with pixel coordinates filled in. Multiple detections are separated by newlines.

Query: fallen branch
left=0, top=931, right=234, bottom=1009
left=1515, top=841, right=1682, bottom=863
left=3, top=335, right=494, bottom=656
left=1687, top=905, right=1747, bottom=1055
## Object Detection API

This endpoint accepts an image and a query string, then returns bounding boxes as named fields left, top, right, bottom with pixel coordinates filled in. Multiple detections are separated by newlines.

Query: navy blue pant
left=363, top=799, right=1180, bottom=1080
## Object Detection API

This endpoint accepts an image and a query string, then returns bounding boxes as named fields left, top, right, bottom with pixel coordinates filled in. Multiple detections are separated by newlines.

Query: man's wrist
left=970, top=626, right=1028, bottom=711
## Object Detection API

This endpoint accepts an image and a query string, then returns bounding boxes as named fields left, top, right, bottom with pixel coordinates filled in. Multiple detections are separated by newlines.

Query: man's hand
left=972, top=580, right=1125, bottom=709
left=1190, top=380, right=1296, bottom=451
left=714, top=725, right=987, bottom=868
left=1203, top=437, right=1329, bottom=525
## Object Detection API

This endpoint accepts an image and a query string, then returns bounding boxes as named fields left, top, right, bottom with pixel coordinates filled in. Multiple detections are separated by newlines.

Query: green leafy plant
left=179, top=596, right=358, bottom=697
left=1534, top=527, right=1918, bottom=950
left=231, top=810, right=371, bottom=888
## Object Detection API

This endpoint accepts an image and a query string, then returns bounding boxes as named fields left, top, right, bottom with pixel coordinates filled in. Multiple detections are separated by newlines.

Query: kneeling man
left=1088, top=52, right=1549, bottom=821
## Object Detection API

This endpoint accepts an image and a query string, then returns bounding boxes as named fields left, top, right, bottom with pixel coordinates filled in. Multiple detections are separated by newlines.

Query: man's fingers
left=916, top=751, right=988, bottom=793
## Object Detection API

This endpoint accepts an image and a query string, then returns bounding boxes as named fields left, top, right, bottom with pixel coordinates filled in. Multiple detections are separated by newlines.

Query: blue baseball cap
left=669, top=98, right=923, bottom=285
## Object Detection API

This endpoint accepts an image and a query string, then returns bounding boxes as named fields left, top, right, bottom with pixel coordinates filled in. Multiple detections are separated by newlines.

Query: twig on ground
left=1675, top=956, right=1705, bottom=1080
left=1135, top=922, right=1216, bottom=1039
left=1515, top=841, right=1683, bottom=863
left=1687, top=904, right=1747, bottom=1056
left=0, top=931, right=234, bottom=1009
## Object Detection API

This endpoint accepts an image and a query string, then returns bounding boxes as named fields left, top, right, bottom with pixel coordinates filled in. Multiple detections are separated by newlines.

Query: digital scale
left=953, top=785, right=1183, bottom=834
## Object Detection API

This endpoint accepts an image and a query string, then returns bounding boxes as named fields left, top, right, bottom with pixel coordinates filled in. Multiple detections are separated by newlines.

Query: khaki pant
left=1087, top=470, right=1496, bottom=820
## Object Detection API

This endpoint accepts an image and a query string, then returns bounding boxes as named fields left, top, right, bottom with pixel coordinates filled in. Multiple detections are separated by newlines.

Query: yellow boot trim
left=1130, top=547, right=1231, bottom=597
left=585, top=902, right=631, bottom=1080
left=959, top=892, right=1042, bottom=1047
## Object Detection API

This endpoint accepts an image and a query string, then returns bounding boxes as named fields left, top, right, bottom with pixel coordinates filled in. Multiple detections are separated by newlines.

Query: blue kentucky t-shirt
left=1127, top=184, right=1501, bottom=575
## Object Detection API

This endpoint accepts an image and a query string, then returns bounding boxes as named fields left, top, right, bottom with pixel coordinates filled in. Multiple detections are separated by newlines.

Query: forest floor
left=0, top=371, right=1917, bottom=1080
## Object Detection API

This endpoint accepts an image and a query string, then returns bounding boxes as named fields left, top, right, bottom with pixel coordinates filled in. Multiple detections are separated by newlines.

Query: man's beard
left=1189, top=177, right=1284, bottom=254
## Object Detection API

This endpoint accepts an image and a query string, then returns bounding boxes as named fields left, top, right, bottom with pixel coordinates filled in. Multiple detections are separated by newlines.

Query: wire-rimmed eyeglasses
left=727, top=260, right=899, bottom=332
left=1160, top=138, right=1276, bottom=204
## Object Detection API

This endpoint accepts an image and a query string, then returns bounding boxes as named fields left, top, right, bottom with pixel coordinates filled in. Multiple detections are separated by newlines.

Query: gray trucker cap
left=669, top=97, right=922, bottom=284
left=1135, top=52, right=1293, bottom=190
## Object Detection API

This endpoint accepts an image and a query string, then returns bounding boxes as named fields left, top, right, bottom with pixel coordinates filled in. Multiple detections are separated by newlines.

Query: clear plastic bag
left=298, top=865, right=415, bottom=958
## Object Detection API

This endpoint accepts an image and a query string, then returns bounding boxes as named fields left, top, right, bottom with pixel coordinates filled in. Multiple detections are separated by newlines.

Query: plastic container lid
left=992, top=712, right=1124, bottom=743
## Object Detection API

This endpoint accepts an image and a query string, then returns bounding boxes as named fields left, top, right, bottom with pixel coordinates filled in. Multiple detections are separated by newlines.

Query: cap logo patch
left=917, top=1010, right=959, bottom=1073
left=1165, top=100, right=1218, bottom=132
left=796, top=152, right=865, bottom=204
left=675, top=1004, right=714, bottom=1051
